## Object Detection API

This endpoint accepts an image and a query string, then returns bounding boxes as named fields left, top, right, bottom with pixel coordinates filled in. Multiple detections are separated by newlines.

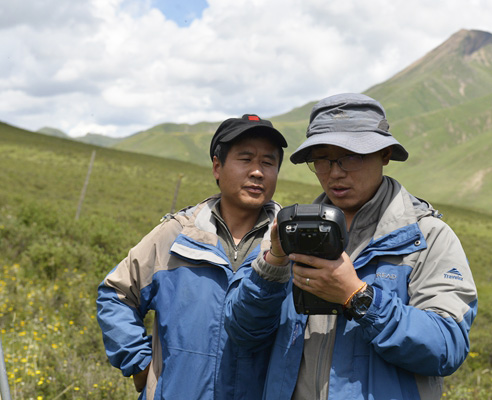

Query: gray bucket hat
left=290, top=93, right=408, bottom=164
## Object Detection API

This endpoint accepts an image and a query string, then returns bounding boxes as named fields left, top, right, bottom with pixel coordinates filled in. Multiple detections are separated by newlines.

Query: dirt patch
left=462, top=168, right=492, bottom=194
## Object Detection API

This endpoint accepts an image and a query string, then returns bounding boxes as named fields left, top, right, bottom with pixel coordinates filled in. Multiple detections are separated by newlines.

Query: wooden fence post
left=170, top=174, right=184, bottom=213
left=0, top=339, right=12, bottom=400
left=75, top=150, right=96, bottom=220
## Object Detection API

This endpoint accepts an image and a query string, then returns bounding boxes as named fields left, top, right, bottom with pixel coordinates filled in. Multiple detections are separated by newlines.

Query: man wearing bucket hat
left=97, top=114, right=288, bottom=399
left=225, top=94, right=477, bottom=399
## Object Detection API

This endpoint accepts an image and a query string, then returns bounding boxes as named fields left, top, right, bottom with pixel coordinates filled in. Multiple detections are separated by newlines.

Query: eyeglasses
left=306, top=154, right=365, bottom=173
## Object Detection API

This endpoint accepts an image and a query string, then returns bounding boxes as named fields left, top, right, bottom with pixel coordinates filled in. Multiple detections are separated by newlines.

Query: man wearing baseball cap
left=97, top=114, right=287, bottom=399
left=226, top=94, right=477, bottom=399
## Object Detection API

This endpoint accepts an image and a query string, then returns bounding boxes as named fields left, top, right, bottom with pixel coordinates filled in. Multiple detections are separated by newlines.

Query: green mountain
left=37, top=127, right=123, bottom=147
left=37, top=126, right=69, bottom=138
left=111, top=28, right=492, bottom=214
left=112, top=121, right=219, bottom=167
left=366, top=29, right=492, bottom=120
left=75, top=132, right=123, bottom=147
left=366, top=29, right=492, bottom=212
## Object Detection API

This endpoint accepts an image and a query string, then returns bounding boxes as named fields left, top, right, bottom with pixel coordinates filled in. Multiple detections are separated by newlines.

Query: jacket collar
left=314, top=176, right=434, bottom=262
left=170, top=194, right=280, bottom=266
left=178, top=194, right=280, bottom=237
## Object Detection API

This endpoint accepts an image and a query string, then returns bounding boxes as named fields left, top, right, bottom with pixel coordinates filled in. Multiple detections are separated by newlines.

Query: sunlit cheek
left=315, top=173, right=329, bottom=189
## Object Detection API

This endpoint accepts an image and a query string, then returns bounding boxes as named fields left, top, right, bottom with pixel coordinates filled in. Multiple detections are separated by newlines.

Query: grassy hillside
left=112, top=121, right=220, bottom=168
left=111, top=117, right=318, bottom=185
left=0, top=121, right=320, bottom=235
left=37, top=127, right=69, bottom=138
left=383, top=92, right=492, bottom=211
left=366, top=29, right=492, bottom=121
left=363, top=30, right=492, bottom=212
left=1, top=121, right=491, bottom=398
left=75, top=133, right=122, bottom=147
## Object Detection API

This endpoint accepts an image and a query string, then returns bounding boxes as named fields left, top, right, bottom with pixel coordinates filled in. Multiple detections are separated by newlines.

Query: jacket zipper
left=221, top=220, right=268, bottom=270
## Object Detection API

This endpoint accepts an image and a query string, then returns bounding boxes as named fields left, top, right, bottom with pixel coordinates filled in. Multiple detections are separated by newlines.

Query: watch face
left=350, top=285, right=374, bottom=319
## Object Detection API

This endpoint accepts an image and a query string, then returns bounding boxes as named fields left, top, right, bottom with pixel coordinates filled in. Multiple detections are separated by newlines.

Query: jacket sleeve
left=358, top=217, right=478, bottom=376
left=96, top=219, right=182, bottom=377
left=224, top=251, right=291, bottom=352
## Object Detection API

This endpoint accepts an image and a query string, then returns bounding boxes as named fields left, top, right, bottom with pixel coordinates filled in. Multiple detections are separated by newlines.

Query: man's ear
left=381, top=147, right=392, bottom=165
left=212, top=156, right=221, bottom=180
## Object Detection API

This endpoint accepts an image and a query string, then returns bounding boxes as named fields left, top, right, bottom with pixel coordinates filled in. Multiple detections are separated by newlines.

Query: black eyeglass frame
left=306, top=154, right=366, bottom=173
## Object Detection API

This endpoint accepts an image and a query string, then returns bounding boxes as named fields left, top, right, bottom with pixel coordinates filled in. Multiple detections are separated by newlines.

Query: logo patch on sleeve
left=444, top=268, right=463, bottom=281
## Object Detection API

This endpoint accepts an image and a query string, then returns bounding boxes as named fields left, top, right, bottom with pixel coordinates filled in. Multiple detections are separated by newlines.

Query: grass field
left=1, top=124, right=491, bottom=399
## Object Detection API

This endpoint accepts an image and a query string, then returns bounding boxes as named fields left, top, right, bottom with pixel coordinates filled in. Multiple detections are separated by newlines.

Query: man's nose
left=250, top=165, right=264, bottom=179
left=329, top=161, right=347, bottom=178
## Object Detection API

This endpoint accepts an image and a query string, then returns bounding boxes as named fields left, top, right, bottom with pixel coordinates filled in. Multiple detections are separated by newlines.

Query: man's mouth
left=330, top=186, right=350, bottom=197
left=244, top=185, right=264, bottom=194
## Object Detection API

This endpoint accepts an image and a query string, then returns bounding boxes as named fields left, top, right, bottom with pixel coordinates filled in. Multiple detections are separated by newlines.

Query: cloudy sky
left=1, top=0, right=491, bottom=138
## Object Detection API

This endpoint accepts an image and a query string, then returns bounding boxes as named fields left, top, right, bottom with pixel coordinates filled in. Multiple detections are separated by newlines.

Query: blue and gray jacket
left=96, top=195, right=281, bottom=399
left=225, top=176, right=478, bottom=399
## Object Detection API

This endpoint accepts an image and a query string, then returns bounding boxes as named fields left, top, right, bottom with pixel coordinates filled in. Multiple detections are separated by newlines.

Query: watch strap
left=345, top=284, right=374, bottom=320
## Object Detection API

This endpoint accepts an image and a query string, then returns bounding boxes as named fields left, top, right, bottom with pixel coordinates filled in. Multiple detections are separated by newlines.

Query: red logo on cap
left=248, top=116, right=260, bottom=121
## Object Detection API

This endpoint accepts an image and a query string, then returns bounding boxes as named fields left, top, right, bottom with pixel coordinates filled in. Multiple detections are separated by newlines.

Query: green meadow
left=1, top=123, right=491, bottom=399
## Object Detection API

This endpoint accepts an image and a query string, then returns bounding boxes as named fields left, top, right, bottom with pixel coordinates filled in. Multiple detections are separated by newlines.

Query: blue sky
left=1, top=0, right=492, bottom=138
left=151, top=0, right=208, bottom=27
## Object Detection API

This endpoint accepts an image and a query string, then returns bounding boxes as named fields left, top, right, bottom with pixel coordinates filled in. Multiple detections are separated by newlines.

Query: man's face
left=310, top=145, right=392, bottom=220
left=213, top=136, right=280, bottom=213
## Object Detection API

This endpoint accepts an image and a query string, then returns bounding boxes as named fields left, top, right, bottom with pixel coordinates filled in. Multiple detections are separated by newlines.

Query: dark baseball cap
left=210, top=114, right=287, bottom=160
left=290, top=93, right=408, bottom=164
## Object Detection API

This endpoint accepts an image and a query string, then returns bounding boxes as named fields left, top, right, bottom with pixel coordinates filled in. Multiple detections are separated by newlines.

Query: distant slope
left=366, top=29, right=492, bottom=212
left=36, top=127, right=122, bottom=147
left=112, top=122, right=220, bottom=167
left=383, top=91, right=492, bottom=208
left=75, top=133, right=122, bottom=147
left=365, top=29, right=492, bottom=120
left=37, top=127, right=69, bottom=138
left=0, top=120, right=321, bottom=215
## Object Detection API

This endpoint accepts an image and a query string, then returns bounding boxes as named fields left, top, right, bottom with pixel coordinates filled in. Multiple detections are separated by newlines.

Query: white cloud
left=1, top=0, right=492, bottom=137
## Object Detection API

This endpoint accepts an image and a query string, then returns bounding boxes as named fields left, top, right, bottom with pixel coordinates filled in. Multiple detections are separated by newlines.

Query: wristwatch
left=345, top=284, right=374, bottom=320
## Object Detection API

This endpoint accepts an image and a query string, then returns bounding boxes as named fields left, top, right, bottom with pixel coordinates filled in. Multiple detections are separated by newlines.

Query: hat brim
left=290, top=131, right=408, bottom=164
